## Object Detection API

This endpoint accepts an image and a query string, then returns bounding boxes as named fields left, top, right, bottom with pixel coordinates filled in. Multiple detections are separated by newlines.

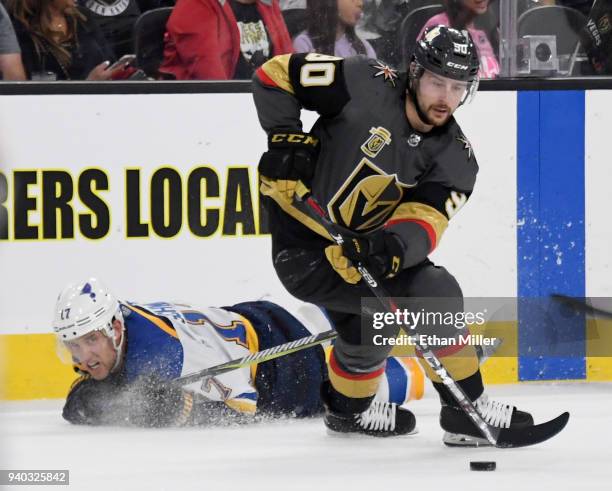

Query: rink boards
left=0, top=89, right=611, bottom=399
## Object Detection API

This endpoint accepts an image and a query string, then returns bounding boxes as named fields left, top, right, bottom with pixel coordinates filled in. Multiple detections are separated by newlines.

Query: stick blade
left=496, top=412, right=570, bottom=448
left=551, top=294, right=612, bottom=319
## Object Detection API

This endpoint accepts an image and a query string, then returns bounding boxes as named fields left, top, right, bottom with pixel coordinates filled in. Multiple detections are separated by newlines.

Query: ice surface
left=1, top=383, right=611, bottom=491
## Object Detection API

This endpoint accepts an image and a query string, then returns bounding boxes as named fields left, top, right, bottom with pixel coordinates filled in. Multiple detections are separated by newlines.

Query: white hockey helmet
left=54, top=278, right=126, bottom=371
left=53, top=278, right=123, bottom=341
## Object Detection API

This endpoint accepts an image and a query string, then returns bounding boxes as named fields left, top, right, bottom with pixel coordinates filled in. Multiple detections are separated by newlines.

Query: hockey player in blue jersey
left=54, top=278, right=424, bottom=431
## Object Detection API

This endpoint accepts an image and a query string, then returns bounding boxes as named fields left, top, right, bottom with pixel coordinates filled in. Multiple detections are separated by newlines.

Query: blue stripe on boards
left=517, top=91, right=586, bottom=381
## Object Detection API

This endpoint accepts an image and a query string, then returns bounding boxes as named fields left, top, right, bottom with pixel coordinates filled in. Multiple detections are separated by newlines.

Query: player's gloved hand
left=127, top=375, right=194, bottom=428
left=62, top=376, right=123, bottom=425
left=325, top=230, right=405, bottom=284
left=129, top=377, right=260, bottom=427
left=258, top=129, right=319, bottom=202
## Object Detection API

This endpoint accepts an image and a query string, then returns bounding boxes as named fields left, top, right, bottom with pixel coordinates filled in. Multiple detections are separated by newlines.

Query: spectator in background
left=78, top=0, right=142, bottom=58
left=419, top=0, right=500, bottom=78
left=160, top=0, right=293, bottom=80
left=555, top=0, right=595, bottom=16
left=578, top=0, right=612, bottom=73
left=358, top=0, right=416, bottom=65
left=78, top=1, right=178, bottom=59
left=293, top=0, right=376, bottom=58
left=137, top=0, right=176, bottom=9
left=5, top=0, right=117, bottom=80
left=0, top=2, right=26, bottom=80
left=523, top=0, right=594, bottom=17
left=280, top=0, right=305, bottom=7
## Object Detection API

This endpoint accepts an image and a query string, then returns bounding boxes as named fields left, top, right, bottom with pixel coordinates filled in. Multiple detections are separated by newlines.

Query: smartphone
left=108, top=54, right=137, bottom=72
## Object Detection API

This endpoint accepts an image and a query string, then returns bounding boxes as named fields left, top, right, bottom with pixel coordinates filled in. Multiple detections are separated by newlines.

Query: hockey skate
left=440, top=393, right=534, bottom=447
left=324, top=400, right=417, bottom=437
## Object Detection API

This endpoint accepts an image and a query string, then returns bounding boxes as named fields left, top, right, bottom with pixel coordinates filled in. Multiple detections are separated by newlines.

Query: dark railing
left=1, top=77, right=612, bottom=96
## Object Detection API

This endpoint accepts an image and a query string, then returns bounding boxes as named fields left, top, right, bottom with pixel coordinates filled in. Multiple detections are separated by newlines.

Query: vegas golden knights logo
left=361, top=127, right=392, bottom=158
left=328, top=159, right=415, bottom=232
left=599, top=14, right=612, bottom=35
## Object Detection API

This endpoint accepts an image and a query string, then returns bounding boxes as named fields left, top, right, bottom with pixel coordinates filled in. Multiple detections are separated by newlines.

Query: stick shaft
left=174, top=329, right=337, bottom=386
left=551, top=294, right=612, bottom=319
left=294, top=185, right=498, bottom=444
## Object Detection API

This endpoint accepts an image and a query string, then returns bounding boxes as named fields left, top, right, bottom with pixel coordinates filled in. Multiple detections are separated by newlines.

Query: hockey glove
left=129, top=377, right=260, bottom=427
left=63, top=375, right=253, bottom=427
left=325, top=230, right=405, bottom=284
left=62, top=376, right=124, bottom=425
left=127, top=375, right=195, bottom=427
left=258, top=130, right=319, bottom=202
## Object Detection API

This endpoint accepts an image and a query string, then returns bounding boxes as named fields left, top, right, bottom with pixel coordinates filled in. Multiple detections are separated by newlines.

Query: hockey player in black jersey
left=252, top=26, right=537, bottom=445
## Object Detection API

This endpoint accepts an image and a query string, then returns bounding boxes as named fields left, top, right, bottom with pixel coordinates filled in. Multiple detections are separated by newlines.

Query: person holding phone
left=5, top=0, right=119, bottom=80
left=78, top=0, right=142, bottom=58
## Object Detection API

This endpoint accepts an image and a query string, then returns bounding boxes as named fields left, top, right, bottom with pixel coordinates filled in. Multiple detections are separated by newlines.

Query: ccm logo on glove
left=270, top=133, right=319, bottom=146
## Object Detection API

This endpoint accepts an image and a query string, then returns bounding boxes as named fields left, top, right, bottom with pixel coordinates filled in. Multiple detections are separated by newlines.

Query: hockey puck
left=470, top=461, right=496, bottom=471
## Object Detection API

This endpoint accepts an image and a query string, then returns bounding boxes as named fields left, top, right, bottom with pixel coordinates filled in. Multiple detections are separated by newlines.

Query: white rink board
left=433, top=91, right=517, bottom=298
left=0, top=91, right=518, bottom=334
left=585, top=91, right=612, bottom=297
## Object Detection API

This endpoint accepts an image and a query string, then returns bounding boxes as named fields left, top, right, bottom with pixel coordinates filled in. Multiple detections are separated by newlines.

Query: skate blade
left=326, top=427, right=419, bottom=438
left=443, top=432, right=492, bottom=447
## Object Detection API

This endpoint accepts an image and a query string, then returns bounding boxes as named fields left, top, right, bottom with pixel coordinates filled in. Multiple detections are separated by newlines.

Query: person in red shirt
left=160, top=0, right=293, bottom=80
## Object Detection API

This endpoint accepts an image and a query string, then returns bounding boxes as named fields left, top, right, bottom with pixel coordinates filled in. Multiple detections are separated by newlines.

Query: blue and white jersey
left=120, top=300, right=261, bottom=414
left=114, top=300, right=423, bottom=418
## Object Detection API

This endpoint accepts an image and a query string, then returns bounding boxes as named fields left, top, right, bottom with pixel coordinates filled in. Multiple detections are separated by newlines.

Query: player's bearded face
left=417, top=70, right=468, bottom=126
left=64, top=330, right=118, bottom=380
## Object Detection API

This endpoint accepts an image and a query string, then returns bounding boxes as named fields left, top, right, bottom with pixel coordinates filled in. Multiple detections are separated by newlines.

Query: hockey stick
left=292, top=182, right=569, bottom=448
left=551, top=294, right=612, bottom=319
left=475, top=336, right=503, bottom=364
left=174, top=316, right=496, bottom=389
left=174, top=329, right=337, bottom=387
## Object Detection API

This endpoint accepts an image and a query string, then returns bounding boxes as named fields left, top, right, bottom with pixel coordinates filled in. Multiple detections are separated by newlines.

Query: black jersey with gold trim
left=253, top=53, right=478, bottom=267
